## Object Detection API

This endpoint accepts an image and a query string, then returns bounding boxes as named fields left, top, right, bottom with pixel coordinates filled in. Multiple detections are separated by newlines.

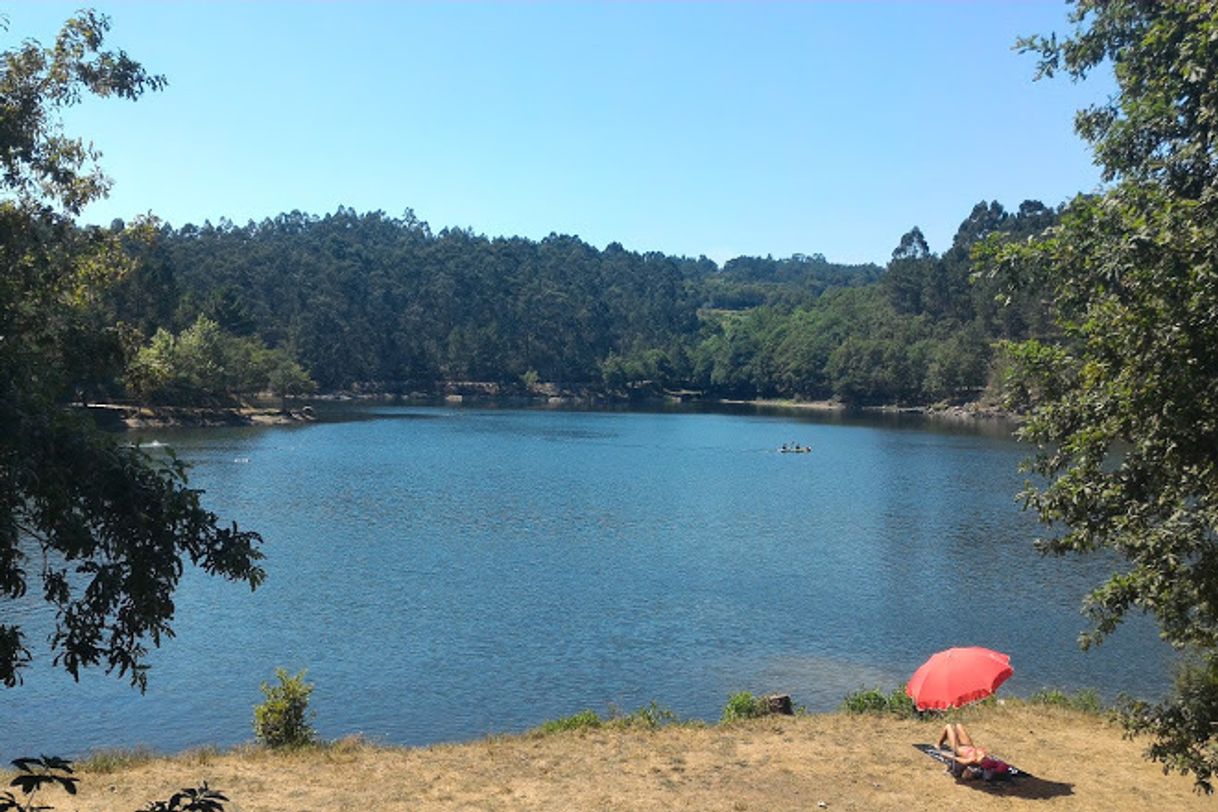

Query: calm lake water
left=2, top=405, right=1174, bottom=760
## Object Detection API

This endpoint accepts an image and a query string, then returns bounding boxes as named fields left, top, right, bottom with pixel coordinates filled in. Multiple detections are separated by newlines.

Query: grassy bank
left=8, top=703, right=1209, bottom=811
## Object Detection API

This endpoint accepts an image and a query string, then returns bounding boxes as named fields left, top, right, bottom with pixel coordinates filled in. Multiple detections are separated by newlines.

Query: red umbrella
left=905, top=646, right=1013, bottom=711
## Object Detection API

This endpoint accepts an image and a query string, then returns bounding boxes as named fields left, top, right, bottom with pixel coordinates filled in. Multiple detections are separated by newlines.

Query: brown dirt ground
left=13, top=705, right=1212, bottom=812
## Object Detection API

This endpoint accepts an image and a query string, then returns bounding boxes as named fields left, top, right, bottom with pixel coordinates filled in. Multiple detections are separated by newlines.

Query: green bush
left=125, top=316, right=315, bottom=406
left=138, top=782, right=228, bottom=812
left=533, top=709, right=602, bottom=735
left=253, top=668, right=316, bottom=749
left=721, top=691, right=768, bottom=722
left=884, top=687, right=917, bottom=716
left=535, top=701, right=683, bottom=734
left=841, top=688, right=888, bottom=714
left=840, top=686, right=918, bottom=717
left=1028, top=688, right=1070, bottom=707
left=1029, top=687, right=1103, bottom=713
left=609, top=700, right=680, bottom=730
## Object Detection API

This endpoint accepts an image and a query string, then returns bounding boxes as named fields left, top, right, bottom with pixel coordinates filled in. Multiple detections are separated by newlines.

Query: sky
left=8, top=2, right=1110, bottom=266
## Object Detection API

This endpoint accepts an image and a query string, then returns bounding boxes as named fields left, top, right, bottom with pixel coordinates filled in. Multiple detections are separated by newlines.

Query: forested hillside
left=98, top=199, right=1059, bottom=406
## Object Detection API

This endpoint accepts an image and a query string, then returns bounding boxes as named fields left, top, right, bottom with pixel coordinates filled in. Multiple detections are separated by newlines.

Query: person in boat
left=937, top=722, right=988, bottom=777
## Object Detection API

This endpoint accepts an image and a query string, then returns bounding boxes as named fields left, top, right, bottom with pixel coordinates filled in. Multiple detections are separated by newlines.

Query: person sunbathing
left=937, top=723, right=988, bottom=777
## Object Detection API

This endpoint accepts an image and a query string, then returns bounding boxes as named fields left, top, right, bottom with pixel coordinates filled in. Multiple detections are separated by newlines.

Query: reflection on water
left=0, top=405, right=1174, bottom=760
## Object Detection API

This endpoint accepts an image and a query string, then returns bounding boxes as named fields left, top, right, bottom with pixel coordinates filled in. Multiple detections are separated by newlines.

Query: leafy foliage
left=109, top=217, right=701, bottom=393
left=0, top=756, right=77, bottom=812
left=984, top=0, right=1218, bottom=791
left=253, top=668, right=317, bottom=749
left=703, top=253, right=882, bottom=310
left=533, top=709, right=602, bottom=735
left=92, top=195, right=1059, bottom=407
left=608, top=700, right=680, bottom=730
left=533, top=702, right=682, bottom=735
left=720, top=691, right=769, bottom=722
left=0, top=10, right=165, bottom=214
left=1118, top=658, right=1218, bottom=790
left=0, top=11, right=264, bottom=689
left=125, top=315, right=314, bottom=406
left=840, top=687, right=918, bottom=717
left=1028, top=687, right=1103, bottom=714
left=138, top=783, right=228, bottom=812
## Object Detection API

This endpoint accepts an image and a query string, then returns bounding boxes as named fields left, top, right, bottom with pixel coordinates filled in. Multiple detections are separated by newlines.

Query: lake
left=1, top=405, right=1175, bottom=760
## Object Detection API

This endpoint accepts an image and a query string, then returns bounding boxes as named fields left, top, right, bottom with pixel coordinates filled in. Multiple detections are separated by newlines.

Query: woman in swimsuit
left=937, top=723, right=988, bottom=777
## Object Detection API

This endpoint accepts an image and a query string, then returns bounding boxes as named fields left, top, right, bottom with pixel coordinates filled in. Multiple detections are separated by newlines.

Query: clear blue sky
left=9, top=2, right=1108, bottom=266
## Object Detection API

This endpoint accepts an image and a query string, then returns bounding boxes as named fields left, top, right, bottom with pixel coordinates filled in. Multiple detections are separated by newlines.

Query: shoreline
left=82, top=403, right=318, bottom=429
left=714, top=397, right=1018, bottom=423
left=5, top=704, right=1205, bottom=811
left=83, top=391, right=1020, bottom=431
left=717, top=397, right=846, bottom=412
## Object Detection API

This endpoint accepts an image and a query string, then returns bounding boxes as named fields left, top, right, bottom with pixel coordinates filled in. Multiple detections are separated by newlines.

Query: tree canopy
left=985, top=0, right=1218, bottom=790
left=0, top=11, right=264, bottom=689
left=85, top=197, right=1054, bottom=409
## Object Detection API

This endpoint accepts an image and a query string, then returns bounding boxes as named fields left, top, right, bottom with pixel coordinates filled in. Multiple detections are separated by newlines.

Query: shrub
left=609, top=701, right=679, bottom=730
left=1028, top=688, right=1069, bottom=707
left=253, top=668, right=316, bottom=749
left=1029, top=687, right=1103, bottom=714
left=840, top=686, right=918, bottom=717
left=884, top=687, right=917, bottom=717
left=841, top=688, right=888, bottom=714
left=721, top=691, right=768, bottom=722
left=534, top=709, right=602, bottom=735
left=138, top=783, right=228, bottom=812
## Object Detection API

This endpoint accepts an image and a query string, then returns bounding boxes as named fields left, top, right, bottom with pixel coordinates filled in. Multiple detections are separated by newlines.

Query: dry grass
left=12, top=705, right=1211, bottom=811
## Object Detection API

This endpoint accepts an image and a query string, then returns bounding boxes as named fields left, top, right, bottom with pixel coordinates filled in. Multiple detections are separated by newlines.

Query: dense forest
left=93, top=198, right=1059, bottom=407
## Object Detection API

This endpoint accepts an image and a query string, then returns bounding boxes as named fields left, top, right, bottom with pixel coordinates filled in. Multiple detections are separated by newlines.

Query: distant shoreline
left=716, top=397, right=1019, bottom=423
left=83, top=390, right=1018, bottom=430
left=82, top=403, right=317, bottom=429
left=717, top=397, right=846, bottom=412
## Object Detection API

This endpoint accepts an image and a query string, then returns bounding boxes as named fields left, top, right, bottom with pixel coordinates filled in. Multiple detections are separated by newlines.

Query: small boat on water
left=780, top=444, right=812, bottom=454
